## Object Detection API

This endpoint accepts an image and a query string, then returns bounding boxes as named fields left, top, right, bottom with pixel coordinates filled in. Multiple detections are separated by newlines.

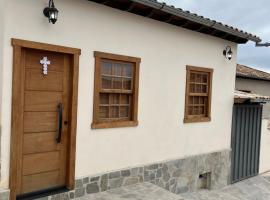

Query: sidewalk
left=79, top=182, right=183, bottom=200
left=182, top=173, right=270, bottom=200
left=79, top=173, right=270, bottom=200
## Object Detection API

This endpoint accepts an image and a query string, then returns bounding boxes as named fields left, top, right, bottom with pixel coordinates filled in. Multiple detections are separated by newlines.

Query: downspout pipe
left=256, top=42, right=270, bottom=47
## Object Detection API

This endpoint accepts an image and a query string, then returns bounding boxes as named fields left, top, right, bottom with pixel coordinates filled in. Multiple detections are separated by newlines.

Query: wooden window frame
left=10, top=39, right=80, bottom=200
left=184, top=65, right=213, bottom=123
left=91, top=51, right=140, bottom=129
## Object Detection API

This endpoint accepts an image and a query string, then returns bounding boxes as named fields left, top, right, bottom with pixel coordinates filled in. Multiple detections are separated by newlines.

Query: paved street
left=80, top=173, right=270, bottom=200
left=79, top=182, right=183, bottom=200
left=182, top=174, right=270, bottom=200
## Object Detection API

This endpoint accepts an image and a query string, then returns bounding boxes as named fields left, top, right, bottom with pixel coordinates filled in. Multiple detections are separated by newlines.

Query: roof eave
left=236, top=74, right=270, bottom=82
left=234, top=90, right=270, bottom=104
left=87, top=0, right=261, bottom=44
left=140, top=0, right=261, bottom=43
left=234, top=98, right=269, bottom=104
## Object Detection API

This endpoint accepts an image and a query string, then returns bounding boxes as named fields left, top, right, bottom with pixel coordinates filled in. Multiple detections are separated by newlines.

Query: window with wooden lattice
left=184, top=66, right=213, bottom=123
left=92, top=52, right=140, bottom=129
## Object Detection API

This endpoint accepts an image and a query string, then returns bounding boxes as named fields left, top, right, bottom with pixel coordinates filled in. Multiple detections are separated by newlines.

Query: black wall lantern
left=43, top=0, right=59, bottom=24
left=223, top=46, right=233, bottom=60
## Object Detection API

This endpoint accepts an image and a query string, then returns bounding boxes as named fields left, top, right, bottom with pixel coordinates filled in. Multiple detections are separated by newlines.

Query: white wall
left=260, top=119, right=270, bottom=173
left=0, top=0, right=6, bottom=183
left=0, top=0, right=237, bottom=189
left=0, top=0, right=4, bottom=107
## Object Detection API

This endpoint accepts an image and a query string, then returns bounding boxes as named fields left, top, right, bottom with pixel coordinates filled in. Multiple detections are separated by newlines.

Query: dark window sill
left=184, top=117, right=211, bottom=123
left=91, top=121, right=138, bottom=129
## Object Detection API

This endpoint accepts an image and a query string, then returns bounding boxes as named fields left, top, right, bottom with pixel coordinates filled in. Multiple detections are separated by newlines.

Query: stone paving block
left=69, top=175, right=270, bottom=200
left=0, top=190, right=9, bottom=200
left=86, top=182, right=100, bottom=194
left=109, top=171, right=121, bottom=179
left=79, top=182, right=183, bottom=200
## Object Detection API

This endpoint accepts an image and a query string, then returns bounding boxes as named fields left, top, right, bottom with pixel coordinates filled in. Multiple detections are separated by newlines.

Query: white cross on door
left=40, top=57, right=51, bottom=75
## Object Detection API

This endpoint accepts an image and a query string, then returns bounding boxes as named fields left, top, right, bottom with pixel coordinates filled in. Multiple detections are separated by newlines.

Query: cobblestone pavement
left=182, top=174, right=270, bottom=200
left=79, top=174, right=270, bottom=200
left=79, top=182, right=183, bottom=200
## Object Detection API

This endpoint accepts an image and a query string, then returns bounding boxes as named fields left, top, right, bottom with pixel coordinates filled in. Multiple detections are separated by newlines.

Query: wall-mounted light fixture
left=43, top=0, right=59, bottom=24
left=223, top=46, right=233, bottom=60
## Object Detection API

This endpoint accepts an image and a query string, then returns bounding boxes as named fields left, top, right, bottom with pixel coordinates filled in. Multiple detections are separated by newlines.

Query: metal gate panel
left=231, top=104, right=262, bottom=183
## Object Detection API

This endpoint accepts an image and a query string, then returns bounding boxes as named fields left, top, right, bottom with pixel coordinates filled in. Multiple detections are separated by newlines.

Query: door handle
left=56, top=103, right=63, bottom=143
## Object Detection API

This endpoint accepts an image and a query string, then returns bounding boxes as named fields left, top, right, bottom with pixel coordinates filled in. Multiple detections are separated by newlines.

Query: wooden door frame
left=10, top=38, right=81, bottom=200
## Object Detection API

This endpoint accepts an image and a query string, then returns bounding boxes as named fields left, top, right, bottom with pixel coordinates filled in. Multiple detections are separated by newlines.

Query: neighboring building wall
left=236, top=78, right=270, bottom=119
left=260, top=119, right=270, bottom=173
left=0, top=0, right=237, bottom=191
left=236, top=78, right=270, bottom=174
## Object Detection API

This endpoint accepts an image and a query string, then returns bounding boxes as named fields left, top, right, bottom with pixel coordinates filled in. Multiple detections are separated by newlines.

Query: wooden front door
left=10, top=39, right=80, bottom=200
left=18, top=48, right=71, bottom=195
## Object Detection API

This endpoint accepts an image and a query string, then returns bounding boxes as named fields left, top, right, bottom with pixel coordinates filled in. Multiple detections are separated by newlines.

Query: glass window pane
left=110, top=94, right=120, bottom=105
left=122, top=64, right=133, bottom=77
left=99, top=106, right=109, bottom=118
left=187, top=69, right=211, bottom=119
left=189, top=84, right=195, bottom=93
left=195, top=73, right=201, bottom=82
left=112, top=77, right=122, bottom=89
left=120, top=106, right=129, bottom=118
left=190, top=73, right=196, bottom=82
left=188, top=106, right=193, bottom=115
left=199, top=97, right=204, bottom=104
left=194, top=106, right=199, bottom=115
left=202, top=85, right=207, bottom=93
left=202, top=74, right=208, bottom=83
left=96, top=56, right=139, bottom=124
left=121, top=94, right=130, bottom=105
left=199, top=106, right=204, bottom=115
left=102, top=76, right=112, bottom=89
left=113, top=63, right=122, bottom=76
left=110, top=106, right=119, bottom=118
left=204, top=97, right=208, bottom=106
left=100, top=93, right=109, bottom=105
left=194, top=97, right=200, bottom=104
left=101, top=61, right=112, bottom=75
left=195, top=84, right=201, bottom=93
left=123, top=78, right=132, bottom=90
left=189, top=96, right=194, bottom=104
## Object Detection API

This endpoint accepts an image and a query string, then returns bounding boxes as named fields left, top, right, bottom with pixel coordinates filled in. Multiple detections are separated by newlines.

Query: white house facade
left=0, top=0, right=261, bottom=199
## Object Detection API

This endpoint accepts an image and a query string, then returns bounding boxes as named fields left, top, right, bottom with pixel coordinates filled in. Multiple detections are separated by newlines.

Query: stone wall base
left=6, top=149, right=231, bottom=200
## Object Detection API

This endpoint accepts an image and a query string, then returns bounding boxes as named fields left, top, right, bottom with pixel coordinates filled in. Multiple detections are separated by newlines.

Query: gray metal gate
left=231, top=104, right=262, bottom=183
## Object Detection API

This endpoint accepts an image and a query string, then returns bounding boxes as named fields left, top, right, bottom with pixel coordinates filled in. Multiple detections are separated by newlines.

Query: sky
left=162, top=0, right=270, bottom=72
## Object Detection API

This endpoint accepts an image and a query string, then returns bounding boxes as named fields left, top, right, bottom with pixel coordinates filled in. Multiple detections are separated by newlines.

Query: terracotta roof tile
left=236, top=64, right=270, bottom=81
left=88, top=0, right=261, bottom=43
left=151, top=0, right=261, bottom=42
